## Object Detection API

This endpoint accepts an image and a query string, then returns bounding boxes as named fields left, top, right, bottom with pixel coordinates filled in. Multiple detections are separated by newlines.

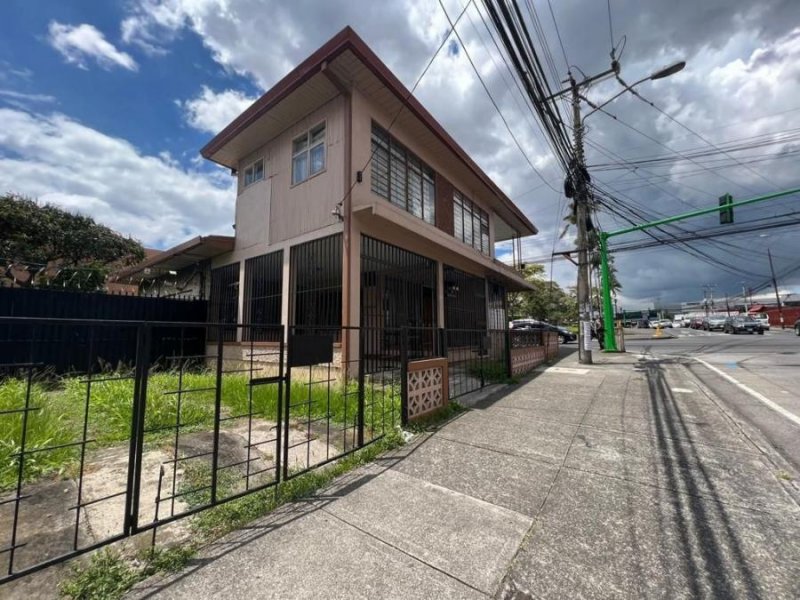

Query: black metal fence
left=0, top=288, right=207, bottom=372
left=0, top=318, right=399, bottom=585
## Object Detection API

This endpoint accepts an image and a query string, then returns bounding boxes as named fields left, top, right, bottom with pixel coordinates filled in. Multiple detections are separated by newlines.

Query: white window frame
left=291, top=121, right=326, bottom=186
left=242, top=158, right=265, bottom=189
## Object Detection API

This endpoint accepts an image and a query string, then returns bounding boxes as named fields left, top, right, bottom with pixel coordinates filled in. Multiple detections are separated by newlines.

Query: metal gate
left=0, top=318, right=401, bottom=585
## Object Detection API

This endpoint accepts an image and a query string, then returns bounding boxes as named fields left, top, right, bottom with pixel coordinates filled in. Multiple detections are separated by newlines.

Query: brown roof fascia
left=200, top=26, right=537, bottom=236
left=113, top=235, right=234, bottom=280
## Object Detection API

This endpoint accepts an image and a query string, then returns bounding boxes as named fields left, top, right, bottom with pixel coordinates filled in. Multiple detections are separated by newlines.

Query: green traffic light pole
left=600, top=186, right=800, bottom=351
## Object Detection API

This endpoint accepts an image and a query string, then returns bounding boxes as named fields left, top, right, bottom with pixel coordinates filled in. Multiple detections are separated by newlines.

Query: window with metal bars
left=370, top=122, right=435, bottom=225
left=208, top=262, right=240, bottom=341
left=453, top=190, right=489, bottom=255
left=243, top=250, right=283, bottom=341
left=290, top=234, right=342, bottom=338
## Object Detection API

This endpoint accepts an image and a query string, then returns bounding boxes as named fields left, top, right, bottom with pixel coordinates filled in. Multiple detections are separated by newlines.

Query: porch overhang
left=112, top=235, right=234, bottom=281
left=354, top=202, right=533, bottom=292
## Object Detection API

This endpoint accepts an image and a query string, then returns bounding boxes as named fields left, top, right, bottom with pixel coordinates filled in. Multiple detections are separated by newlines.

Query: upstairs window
left=243, top=158, right=264, bottom=187
left=292, top=123, right=326, bottom=185
left=454, top=190, right=489, bottom=254
left=371, top=123, right=435, bottom=225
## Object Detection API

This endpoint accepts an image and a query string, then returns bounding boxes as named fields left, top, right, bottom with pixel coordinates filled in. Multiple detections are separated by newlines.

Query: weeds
left=404, top=401, right=466, bottom=433
left=189, top=429, right=404, bottom=539
left=59, top=546, right=194, bottom=600
left=467, top=359, right=515, bottom=384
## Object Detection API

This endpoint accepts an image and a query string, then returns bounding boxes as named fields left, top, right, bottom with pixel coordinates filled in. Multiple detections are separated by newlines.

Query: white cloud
left=0, top=89, right=56, bottom=103
left=0, top=108, right=234, bottom=248
left=179, top=85, right=257, bottom=134
left=48, top=22, right=138, bottom=71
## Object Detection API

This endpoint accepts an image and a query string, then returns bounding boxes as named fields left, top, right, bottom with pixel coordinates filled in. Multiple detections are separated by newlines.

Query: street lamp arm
left=580, top=76, right=650, bottom=120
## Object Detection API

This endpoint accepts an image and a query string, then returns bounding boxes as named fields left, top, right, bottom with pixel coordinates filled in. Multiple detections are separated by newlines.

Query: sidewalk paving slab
left=320, top=467, right=531, bottom=594
left=435, top=407, right=578, bottom=464
left=388, top=435, right=560, bottom=518
left=129, top=501, right=486, bottom=600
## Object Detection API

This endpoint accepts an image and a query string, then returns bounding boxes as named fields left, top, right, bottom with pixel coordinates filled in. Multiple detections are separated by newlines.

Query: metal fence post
left=400, top=327, right=409, bottom=426
left=357, top=327, right=365, bottom=447
left=210, top=323, right=224, bottom=503
left=505, top=328, right=512, bottom=379
left=127, top=323, right=151, bottom=533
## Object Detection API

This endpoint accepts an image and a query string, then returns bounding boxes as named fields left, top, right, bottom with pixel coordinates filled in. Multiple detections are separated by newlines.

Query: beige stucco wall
left=233, top=94, right=346, bottom=248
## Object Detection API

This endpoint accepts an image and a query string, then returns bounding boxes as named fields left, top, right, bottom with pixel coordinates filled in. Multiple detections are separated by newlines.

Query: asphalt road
left=622, top=327, right=800, bottom=473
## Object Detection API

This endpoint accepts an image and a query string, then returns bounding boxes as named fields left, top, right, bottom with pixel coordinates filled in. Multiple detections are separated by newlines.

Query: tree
left=0, top=194, right=145, bottom=290
left=507, top=264, right=578, bottom=324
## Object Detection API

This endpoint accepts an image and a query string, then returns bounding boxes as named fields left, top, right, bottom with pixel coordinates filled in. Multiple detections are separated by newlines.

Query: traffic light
left=719, top=193, right=733, bottom=224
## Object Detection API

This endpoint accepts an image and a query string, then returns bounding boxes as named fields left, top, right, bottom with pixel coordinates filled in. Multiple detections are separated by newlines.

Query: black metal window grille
left=488, top=281, right=507, bottom=330
left=243, top=250, right=283, bottom=341
left=208, top=262, right=239, bottom=341
left=290, top=234, right=342, bottom=339
left=370, top=122, right=435, bottom=225
left=444, top=266, right=486, bottom=346
left=453, top=190, right=489, bottom=254
left=360, top=236, right=438, bottom=367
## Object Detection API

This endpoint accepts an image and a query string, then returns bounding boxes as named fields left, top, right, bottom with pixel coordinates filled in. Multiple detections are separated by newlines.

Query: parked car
left=690, top=317, right=705, bottom=329
left=723, top=316, right=764, bottom=335
left=510, top=319, right=576, bottom=344
left=547, top=324, right=577, bottom=344
left=703, top=315, right=728, bottom=331
left=633, top=319, right=650, bottom=328
left=753, top=314, right=770, bottom=330
left=649, top=319, right=673, bottom=329
left=795, top=317, right=800, bottom=336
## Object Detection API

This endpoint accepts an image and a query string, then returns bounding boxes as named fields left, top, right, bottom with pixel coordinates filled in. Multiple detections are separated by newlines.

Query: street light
left=545, top=58, right=686, bottom=362
left=581, top=60, right=686, bottom=120
left=649, top=61, right=686, bottom=80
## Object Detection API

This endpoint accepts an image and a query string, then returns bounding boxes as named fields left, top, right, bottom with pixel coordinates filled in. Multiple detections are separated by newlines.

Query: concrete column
left=437, top=261, right=445, bottom=328
left=280, top=247, right=291, bottom=342
left=237, top=261, right=246, bottom=342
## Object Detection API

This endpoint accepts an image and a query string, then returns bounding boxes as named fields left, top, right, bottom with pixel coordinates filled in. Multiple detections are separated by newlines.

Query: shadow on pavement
left=644, top=357, right=763, bottom=598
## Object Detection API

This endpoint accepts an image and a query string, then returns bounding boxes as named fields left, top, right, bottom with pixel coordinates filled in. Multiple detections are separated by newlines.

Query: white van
left=754, top=314, right=770, bottom=330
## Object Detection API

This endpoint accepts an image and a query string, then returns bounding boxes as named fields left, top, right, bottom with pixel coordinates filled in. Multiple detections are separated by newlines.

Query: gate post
left=505, top=328, right=512, bottom=379
left=400, top=327, right=409, bottom=426
left=357, top=327, right=365, bottom=447
left=126, top=322, right=151, bottom=533
left=210, top=323, right=224, bottom=503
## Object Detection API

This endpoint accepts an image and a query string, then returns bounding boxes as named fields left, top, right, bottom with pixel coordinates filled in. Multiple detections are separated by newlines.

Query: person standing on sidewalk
left=594, top=317, right=605, bottom=350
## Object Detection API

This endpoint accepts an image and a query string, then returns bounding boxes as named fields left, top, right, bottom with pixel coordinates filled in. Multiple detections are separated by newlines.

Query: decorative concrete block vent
left=510, top=346, right=546, bottom=377
left=406, top=358, right=449, bottom=421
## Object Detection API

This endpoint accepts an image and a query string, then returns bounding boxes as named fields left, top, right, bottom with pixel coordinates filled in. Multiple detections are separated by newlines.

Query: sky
left=1, top=0, right=799, bottom=310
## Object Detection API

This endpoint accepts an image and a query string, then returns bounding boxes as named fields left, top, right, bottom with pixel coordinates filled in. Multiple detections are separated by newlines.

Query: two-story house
left=120, top=27, right=537, bottom=370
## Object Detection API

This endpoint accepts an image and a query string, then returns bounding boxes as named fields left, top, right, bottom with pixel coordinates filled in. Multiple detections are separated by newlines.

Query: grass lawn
left=0, top=370, right=400, bottom=490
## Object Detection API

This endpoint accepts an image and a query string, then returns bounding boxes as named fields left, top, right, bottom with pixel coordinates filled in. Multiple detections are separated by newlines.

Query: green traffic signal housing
left=719, top=193, right=734, bottom=224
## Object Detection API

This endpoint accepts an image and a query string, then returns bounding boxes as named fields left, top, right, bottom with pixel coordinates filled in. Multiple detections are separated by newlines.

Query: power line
left=627, top=87, right=782, bottom=191
left=439, top=0, right=560, bottom=192
left=546, top=0, right=570, bottom=73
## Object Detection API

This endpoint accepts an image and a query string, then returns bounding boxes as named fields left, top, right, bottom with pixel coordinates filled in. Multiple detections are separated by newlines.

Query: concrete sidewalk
left=129, top=350, right=800, bottom=599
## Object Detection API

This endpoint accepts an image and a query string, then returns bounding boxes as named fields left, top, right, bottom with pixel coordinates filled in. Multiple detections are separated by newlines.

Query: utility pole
left=767, top=248, right=785, bottom=329
left=571, top=76, right=593, bottom=364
